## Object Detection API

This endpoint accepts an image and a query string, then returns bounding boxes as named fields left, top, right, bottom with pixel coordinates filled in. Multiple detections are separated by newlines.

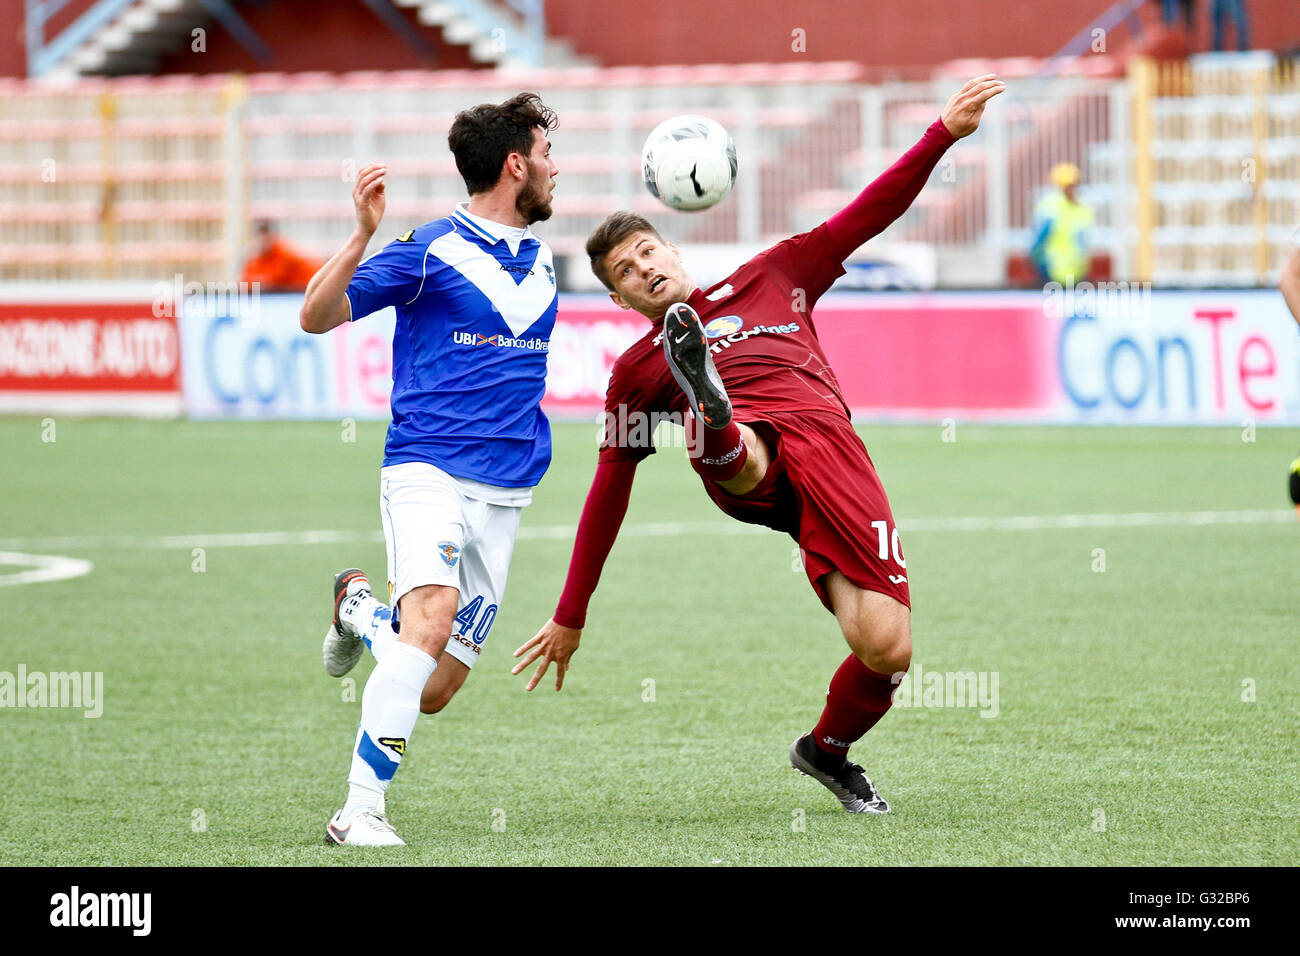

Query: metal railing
left=2, top=56, right=1296, bottom=286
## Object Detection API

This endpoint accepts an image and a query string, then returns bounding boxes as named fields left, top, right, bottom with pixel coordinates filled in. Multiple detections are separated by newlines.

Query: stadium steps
left=46, top=0, right=211, bottom=80
left=393, top=0, right=594, bottom=69
left=39, top=0, right=571, bottom=78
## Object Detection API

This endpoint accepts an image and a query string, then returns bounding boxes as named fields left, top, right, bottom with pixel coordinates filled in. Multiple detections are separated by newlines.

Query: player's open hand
left=352, top=162, right=387, bottom=237
left=513, top=619, right=582, bottom=692
left=940, top=74, right=1006, bottom=139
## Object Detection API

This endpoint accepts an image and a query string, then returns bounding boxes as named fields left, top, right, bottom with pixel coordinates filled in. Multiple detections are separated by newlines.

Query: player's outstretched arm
left=1279, top=246, right=1300, bottom=326
left=823, top=75, right=1004, bottom=259
left=300, top=162, right=388, bottom=334
left=513, top=457, right=639, bottom=692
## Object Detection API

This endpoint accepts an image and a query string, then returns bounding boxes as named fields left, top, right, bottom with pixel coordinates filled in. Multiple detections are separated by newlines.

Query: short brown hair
left=447, top=92, right=558, bottom=196
left=586, top=211, right=664, bottom=290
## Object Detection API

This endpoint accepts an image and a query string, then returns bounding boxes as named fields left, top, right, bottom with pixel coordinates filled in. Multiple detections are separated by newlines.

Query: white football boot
left=323, top=568, right=370, bottom=678
left=324, top=806, right=406, bottom=847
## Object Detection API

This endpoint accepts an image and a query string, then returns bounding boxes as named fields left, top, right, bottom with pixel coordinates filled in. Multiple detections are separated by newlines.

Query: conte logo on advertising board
left=1053, top=290, right=1296, bottom=419
left=180, top=294, right=394, bottom=419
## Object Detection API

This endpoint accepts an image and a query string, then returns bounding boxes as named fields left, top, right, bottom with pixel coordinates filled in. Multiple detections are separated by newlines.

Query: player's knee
left=875, top=626, right=912, bottom=676
left=715, top=453, right=761, bottom=495
left=848, top=615, right=911, bottom=677
left=397, top=587, right=457, bottom=657
left=399, top=622, right=451, bottom=659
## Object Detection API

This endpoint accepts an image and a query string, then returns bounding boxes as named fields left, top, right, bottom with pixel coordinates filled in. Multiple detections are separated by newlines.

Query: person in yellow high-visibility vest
left=1030, top=163, right=1093, bottom=285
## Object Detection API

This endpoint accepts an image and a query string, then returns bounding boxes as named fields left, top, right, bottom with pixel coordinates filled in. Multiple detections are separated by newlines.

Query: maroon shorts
left=701, top=412, right=911, bottom=613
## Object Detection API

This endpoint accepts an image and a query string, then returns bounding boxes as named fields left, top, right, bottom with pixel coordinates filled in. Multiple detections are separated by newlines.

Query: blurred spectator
left=1210, top=0, right=1249, bottom=52
left=1161, top=0, right=1196, bottom=34
left=1030, top=163, right=1093, bottom=285
left=240, top=220, right=321, bottom=292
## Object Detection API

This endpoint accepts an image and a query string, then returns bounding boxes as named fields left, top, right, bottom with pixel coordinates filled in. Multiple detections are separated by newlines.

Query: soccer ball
left=641, top=115, right=737, bottom=212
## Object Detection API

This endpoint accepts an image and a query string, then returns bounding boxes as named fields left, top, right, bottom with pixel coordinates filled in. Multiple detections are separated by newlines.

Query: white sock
left=340, top=592, right=397, bottom=661
left=342, top=780, right=385, bottom=818
left=345, top=642, right=436, bottom=812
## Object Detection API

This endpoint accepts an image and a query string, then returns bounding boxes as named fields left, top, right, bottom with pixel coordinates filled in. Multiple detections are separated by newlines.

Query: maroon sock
left=812, top=654, right=902, bottom=757
left=686, top=416, right=748, bottom=482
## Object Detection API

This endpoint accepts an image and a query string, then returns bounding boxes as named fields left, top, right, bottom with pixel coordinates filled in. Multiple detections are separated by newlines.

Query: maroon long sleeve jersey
left=552, top=117, right=957, bottom=628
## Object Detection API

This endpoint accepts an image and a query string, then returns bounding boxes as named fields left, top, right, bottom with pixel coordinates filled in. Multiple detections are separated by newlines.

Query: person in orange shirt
left=240, top=220, right=321, bottom=292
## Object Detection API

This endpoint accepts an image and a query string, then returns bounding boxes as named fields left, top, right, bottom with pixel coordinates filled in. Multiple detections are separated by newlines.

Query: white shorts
left=379, top=461, right=525, bottom=670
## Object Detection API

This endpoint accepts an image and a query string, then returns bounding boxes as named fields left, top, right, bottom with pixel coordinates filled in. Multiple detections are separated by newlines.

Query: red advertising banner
left=810, top=296, right=1058, bottom=416
left=0, top=301, right=182, bottom=415
left=541, top=295, right=1058, bottom=420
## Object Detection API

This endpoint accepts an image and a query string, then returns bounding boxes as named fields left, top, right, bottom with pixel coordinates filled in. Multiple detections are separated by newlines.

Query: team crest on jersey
left=543, top=264, right=555, bottom=286
left=703, top=315, right=744, bottom=338
left=438, top=542, right=460, bottom=568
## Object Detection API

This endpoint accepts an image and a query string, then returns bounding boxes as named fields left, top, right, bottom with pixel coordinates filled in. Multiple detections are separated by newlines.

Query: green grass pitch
left=1, top=418, right=1296, bottom=865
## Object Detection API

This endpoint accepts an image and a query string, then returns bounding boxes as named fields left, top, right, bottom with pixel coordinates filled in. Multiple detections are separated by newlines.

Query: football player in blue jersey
left=300, top=92, right=559, bottom=846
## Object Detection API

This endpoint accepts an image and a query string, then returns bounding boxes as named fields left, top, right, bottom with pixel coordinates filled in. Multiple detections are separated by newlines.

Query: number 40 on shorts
left=455, top=595, right=498, bottom=646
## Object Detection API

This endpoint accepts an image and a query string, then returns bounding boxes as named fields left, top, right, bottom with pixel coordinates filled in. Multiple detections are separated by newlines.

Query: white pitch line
left=0, top=551, right=95, bottom=587
left=0, top=530, right=385, bottom=552
left=901, top=508, right=1297, bottom=532
left=0, top=509, right=1292, bottom=554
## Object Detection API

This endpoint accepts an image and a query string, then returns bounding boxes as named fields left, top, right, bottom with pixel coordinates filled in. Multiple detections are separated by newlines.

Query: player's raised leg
left=329, top=573, right=476, bottom=712
left=325, top=568, right=401, bottom=676
left=663, top=301, right=733, bottom=428
left=791, top=575, right=910, bottom=814
left=328, top=570, right=400, bottom=669
left=666, top=301, right=772, bottom=494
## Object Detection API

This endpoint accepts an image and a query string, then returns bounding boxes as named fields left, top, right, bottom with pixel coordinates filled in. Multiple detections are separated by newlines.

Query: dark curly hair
left=447, top=92, right=558, bottom=196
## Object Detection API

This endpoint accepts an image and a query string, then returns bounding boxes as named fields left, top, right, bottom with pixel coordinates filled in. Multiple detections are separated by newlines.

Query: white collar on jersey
left=452, top=202, right=537, bottom=257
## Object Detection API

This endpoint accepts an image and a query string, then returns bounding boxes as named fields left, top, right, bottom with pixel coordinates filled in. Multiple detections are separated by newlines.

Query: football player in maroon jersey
left=516, top=75, right=1004, bottom=813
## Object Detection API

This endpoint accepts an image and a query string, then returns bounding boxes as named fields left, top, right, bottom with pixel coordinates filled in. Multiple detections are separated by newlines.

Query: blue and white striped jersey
left=345, top=203, right=558, bottom=490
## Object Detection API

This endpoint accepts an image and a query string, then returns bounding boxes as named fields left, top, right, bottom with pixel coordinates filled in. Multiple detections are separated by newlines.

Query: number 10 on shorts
left=871, top=521, right=906, bottom=568
left=455, top=595, right=499, bottom=646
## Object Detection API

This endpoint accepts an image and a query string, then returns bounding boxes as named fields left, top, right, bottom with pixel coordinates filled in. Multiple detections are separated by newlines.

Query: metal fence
left=1, top=55, right=1295, bottom=286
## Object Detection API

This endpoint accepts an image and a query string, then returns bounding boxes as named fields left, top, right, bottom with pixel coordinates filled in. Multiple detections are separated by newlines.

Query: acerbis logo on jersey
left=451, top=330, right=550, bottom=351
